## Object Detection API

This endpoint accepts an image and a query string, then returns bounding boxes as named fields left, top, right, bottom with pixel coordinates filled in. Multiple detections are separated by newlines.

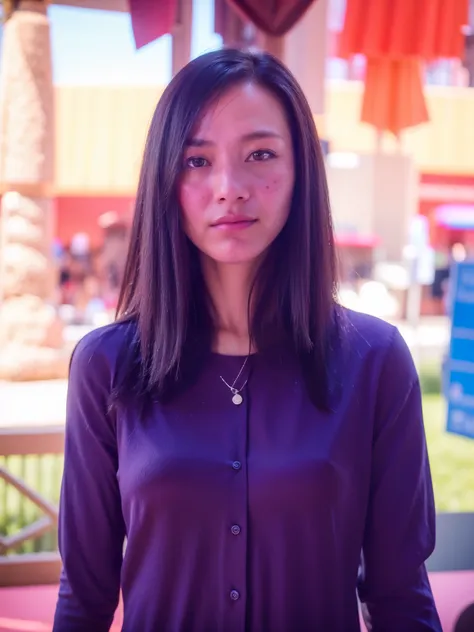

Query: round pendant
left=232, top=393, right=243, bottom=405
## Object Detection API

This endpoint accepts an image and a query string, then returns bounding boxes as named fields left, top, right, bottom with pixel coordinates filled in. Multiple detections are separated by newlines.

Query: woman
left=53, top=49, right=441, bottom=631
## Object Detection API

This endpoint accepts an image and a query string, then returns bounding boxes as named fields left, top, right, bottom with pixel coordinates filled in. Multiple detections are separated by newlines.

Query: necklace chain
left=220, top=375, right=249, bottom=396
left=219, top=354, right=250, bottom=403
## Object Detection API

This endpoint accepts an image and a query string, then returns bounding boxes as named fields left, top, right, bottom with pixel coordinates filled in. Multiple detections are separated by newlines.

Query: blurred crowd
left=54, top=215, right=129, bottom=327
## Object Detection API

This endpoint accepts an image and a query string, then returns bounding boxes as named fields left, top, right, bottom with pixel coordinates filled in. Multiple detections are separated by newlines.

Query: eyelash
left=185, top=149, right=276, bottom=169
left=249, top=149, right=276, bottom=162
left=186, top=156, right=209, bottom=169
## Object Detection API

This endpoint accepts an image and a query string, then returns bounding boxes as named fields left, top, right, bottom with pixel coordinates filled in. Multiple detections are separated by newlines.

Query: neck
left=202, top=257, right=258, bottom=355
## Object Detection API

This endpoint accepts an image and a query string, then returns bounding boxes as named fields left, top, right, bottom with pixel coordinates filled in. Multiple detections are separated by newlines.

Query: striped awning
left=435, top=204, right=474, bottom=231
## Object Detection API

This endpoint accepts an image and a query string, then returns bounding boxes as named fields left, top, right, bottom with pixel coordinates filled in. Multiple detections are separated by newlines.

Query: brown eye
left=186, top=156, right=209, bottom=169
left=248, top=150, right=276, bottom=162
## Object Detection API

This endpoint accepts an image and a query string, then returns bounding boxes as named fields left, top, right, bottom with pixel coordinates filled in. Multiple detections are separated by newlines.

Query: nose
left=212, top=162, right=250, bottom=204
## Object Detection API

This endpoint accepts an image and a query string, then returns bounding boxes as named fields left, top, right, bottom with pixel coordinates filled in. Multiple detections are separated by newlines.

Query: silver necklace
left=220, top=355, right=250, bottom=406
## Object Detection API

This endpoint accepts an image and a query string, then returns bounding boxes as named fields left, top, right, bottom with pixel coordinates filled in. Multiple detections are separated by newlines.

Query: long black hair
left=115, top=48, right=339, bottom=410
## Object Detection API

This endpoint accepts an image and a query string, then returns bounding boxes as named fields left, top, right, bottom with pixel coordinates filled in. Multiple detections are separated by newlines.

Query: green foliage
left=423, top=394, right=474, bottom=513
left=0, top=454, right=63, bottom=554
left=419, top=362, right=442, bottom=396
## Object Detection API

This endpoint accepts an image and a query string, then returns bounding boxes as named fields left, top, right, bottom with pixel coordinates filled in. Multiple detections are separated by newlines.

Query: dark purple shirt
left=53, top=309, right=441, bottom=631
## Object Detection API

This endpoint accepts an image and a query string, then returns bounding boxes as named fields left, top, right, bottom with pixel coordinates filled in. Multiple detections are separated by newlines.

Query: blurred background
left=0, top=0, right=473, bottom=630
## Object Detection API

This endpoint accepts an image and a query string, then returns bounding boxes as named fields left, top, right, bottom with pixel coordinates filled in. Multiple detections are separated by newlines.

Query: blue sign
left=446, top=260, right=474, bottom=440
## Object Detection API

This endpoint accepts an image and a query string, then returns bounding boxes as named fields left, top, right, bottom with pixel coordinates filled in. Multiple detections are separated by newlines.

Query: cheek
left=260, top=172, right=294, bottom=217
left=179, top=183, right=210, bottom=233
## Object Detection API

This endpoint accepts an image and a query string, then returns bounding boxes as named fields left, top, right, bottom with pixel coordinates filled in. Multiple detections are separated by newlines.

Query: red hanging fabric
left=338, top=0, right=468, bottom=135
left=339, top=0, right=468, bottom=60
left=128, top=0, right=178, bottom=49
left=227, top=0, right=317, bottom=36
left=361, top=57, right=429, bottom=136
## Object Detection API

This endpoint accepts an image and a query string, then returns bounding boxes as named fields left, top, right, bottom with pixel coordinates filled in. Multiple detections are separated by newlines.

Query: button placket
left=224, top=388, right=248, bottom=628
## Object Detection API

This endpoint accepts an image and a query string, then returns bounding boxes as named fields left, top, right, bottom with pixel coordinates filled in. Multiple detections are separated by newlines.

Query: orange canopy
left=338, top=0, right=469, bottom=136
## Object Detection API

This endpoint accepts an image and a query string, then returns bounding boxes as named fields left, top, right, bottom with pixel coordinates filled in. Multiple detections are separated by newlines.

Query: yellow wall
left=320, top=81, right=474, bottom=176
left=54, top=82, right=474, bottom=196
left=55, top=85, right=160, bottom=196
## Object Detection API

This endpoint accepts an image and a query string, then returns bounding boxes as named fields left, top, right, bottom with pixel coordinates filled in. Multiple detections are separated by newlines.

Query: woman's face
left=179, top=82, right=295, bottom=266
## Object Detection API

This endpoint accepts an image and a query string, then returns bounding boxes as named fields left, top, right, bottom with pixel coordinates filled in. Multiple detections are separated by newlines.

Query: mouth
left=211, top=216, right=258, bottom=230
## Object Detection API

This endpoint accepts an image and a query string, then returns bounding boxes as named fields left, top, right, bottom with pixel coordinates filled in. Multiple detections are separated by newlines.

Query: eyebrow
left=185, top=130, right=284, bottom=147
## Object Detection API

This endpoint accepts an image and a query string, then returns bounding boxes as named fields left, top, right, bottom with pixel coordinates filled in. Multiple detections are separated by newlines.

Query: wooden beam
left=256, top=33, right=284, bottom=59
left=52, top=0, right=128, bottom=10
left=171, top=0, right=193, bottom=77
left=283, top=0, right=328, bottom=115
left=0, top=426, right=65, bottom=456
left=0, top=517, right=57, bottom=555
left=0, top=552, right=61, bottom=587
left=54, top=188, right=137, bottom=197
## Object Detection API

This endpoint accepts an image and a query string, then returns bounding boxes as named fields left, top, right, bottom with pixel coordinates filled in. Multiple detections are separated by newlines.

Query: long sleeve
left=357, top=329, right=442, bottom=631
left=53, top=332, right=126, bottom=632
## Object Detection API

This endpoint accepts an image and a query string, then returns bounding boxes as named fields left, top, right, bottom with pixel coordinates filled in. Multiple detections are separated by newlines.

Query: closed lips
left=212, top=216, right=257, bottom=226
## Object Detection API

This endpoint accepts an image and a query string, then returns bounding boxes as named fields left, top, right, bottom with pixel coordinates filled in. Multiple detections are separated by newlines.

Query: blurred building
left=1, top=1, right=472, bottom=324
left=49, top=82, right=474, bottom=253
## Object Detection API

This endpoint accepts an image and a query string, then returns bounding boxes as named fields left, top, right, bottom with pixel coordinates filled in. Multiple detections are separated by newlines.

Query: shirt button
left=232, top=461, right=241, bottom=470
left=231, top=524, right=241, bottom=536
left=230, top=589, right=240, bottom=601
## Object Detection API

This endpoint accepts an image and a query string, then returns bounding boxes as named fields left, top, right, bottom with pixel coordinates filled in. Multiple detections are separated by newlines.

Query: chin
left=206, top=246, right=265, bottom=266
left=212, top=254, right=261, bottom=266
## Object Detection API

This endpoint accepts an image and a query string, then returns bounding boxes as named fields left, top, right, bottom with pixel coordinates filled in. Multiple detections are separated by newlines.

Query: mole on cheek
left=266, top=179, right=280, bottom=190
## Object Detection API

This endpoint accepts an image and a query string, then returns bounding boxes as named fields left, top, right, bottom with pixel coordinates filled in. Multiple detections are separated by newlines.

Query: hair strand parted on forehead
left=114, top=48, right=340, bottom=411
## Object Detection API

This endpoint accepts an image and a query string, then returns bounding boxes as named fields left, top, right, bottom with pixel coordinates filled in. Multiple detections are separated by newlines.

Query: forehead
left=194, top=82, right=290, bottom=139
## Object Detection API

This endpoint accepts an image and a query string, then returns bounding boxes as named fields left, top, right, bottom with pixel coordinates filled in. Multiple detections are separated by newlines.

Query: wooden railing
left=0, top=425, right=64, bottom=587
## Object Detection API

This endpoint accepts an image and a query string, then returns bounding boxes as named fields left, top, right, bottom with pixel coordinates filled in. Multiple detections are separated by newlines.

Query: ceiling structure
left=49, top=0, right=319, bottom=48
left=11, top=0, right=471, bottom=132
left=52, top=0, right=128, bottom=9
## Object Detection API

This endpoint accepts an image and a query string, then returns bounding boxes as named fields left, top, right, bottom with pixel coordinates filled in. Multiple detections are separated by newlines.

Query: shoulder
left=335, top=307, right=417, bottom=384
left=66, top=322, right=137, bottom=438
left=338, top=306, right=397, bottom=349
left=70, top=320, right=137, bottom=386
